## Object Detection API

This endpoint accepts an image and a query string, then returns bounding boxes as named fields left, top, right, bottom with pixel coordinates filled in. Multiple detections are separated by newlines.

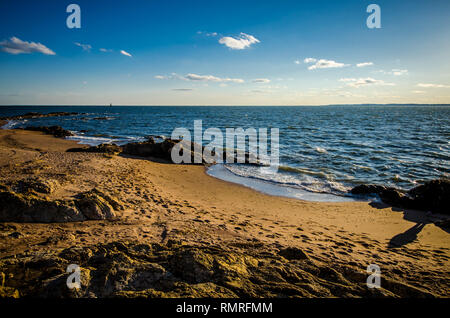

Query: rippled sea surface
left=1, top=105, right=449, bottom=195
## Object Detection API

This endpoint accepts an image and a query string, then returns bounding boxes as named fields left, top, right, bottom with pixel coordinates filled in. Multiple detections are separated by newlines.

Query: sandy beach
left=0, top=128, right=449, bottom=298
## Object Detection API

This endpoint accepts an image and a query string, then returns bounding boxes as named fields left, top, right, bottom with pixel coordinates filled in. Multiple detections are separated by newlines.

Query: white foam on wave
left=1, top=120, right=25, bottom=129
left=66, top=134, right=146, bottom=146
left=207, top=164, right=360, bottom=203
left=224, top=164, right=351, bottom=195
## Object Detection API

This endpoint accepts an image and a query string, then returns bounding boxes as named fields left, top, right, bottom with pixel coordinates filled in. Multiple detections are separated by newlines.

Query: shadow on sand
left=369, top=201, right=449, bottom=248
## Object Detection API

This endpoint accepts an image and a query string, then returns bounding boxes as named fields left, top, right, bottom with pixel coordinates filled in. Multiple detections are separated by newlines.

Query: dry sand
left=0, top=128, right=449, bottom=297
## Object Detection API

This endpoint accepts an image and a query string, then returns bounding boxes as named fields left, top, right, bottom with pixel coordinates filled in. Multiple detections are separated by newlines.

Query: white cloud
left=74, top=42, right=92, bottom=52
left=304, top=58, right=317, bottom=63
left=120, top=50, right=132, bottom=57
left=99, top=48, right=113, bottom=52
left=340, top=77, right=395, bottom=88
left=417, top=83, right=449, bottom=88
left=185, top=73, right=244, bottom=83
left=252, top=78, right=270, bottom=83
left=307, top=59, right=349, bottom=70
left=412, top=90, right=425, bottom=94
left=356, top=62, right=373, bottom=67
left=391, top=69, right=408, bottom=76
left=198, top=31, right=218, bottom=37
left=375, top=69, right=408, bottom=76
left=294, top=60, right=301, bottom=64
left=155, top=73, right=244, bottom=83
left=218, top=33, right=259, bottom=50
left=0, top=36, right=55, bottom=55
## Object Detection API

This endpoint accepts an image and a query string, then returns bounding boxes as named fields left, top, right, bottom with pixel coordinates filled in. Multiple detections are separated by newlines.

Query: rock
left=0, top=186, right=121, bottom=223
left=75, top=189, right=121, bottom=220
left=0, top=190, right=85, bottom=222
left=0, top=112, right=78, bottom=121
left=0, top=241, right=437, bottom=298
left=67, top=143, right=122, bottom=155
left=407, top=179, right=450, bottom=214
left=350, top=184, right=387, bottom=195
left=350, top=179, right=450, bottom=214
left=278, top=247, right=309, bottom=261
left=16, top=178, right=59, bottom=194
left=21, top=126, right=73, bottom=138
left=434, top=219, right=450, bottom=229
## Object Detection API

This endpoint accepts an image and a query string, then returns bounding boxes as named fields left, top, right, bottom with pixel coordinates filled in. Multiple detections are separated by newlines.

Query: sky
left=0, top=0, right=449, bottom=106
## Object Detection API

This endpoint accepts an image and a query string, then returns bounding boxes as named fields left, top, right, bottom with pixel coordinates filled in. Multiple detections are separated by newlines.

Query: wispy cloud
left=340, top=77, right=395, bottom=88
left=155, top=73, right=244, bottom=83
left=218, top=33, right=259, bottom=50
left=172, top=88, right=194, bottom=91
left=356, top=62, right=373, bottom=67
left=252, top=78, right=270, bottom=83
left=417, top=83, right=449, bottom=88
left=375, top=69, right=408, bottom=76
left=74, top=42, right=92, bottom=52
left=197, top=31, right=218, bottom=37
left=303, top=58, right=317, bottom=63
left=99, top=48, right=113, bottom=53
left=0, top=36, right=55, bottom=55
left=305, top=58, right=349, bottom=70
left=185, top=73, right=244, bottom=83
left=120, top=50, right=132, bottom=57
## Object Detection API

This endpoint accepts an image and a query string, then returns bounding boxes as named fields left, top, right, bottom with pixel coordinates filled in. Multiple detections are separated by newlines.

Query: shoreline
left=0, top=128, right=449, bottom=297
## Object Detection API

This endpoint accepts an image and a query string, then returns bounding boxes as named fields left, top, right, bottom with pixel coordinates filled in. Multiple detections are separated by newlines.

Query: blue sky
left=0, top=0, right=449, bottom=105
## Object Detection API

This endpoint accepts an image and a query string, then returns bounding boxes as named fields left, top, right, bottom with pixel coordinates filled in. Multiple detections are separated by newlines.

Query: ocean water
left=1, top=105, right=449, bottom=199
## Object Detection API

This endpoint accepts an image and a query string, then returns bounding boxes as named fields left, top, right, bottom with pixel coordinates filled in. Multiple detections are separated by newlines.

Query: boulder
left=407, top=179, right=450, bottom=214
left=278, top=247, right=309, bottom=261
left=0, top=185, right=122, bottom=223
left=22, top=126, right=73, bottom=138
left=350, top=178, right=450, bottom=214
left=67, top=143, right=122, bottom=155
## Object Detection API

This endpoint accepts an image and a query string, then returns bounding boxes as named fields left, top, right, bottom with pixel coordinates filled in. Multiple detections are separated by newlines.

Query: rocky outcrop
left=68, top=137, right=259, bottom=165
left=21, top=126, right=73, bottom=138
left=350, top=179, right=450, bottom=214
left=67, top=143, right=122, bottom=155
left=0, top=241, right=436, bottom=298
left=0, top=112, right=78, bottom=121
left=0, top=185, right=122, bottom=223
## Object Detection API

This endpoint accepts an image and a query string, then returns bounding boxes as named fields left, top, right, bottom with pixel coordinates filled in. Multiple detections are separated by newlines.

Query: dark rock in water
left=434, top=219, right=450, bottom=229
left=350, top=178, right=450, bottom=214
left=278, top=247, right=309, bottom=260
left=350, top=184, right=387, bottom=196
left=407, top=179, right=450, bottom=214
left=21, top=126, right=73, bottom=138
left=0, top=185, right=122, bottom=223
left=0, top=112, right=78, bottom=121
left=67, top=143, right=122, bottom=155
